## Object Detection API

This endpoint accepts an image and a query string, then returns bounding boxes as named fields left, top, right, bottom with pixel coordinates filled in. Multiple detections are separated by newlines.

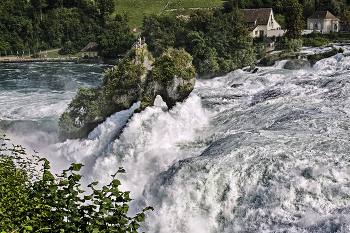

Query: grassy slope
left=112, top=0, right=224, bottom=33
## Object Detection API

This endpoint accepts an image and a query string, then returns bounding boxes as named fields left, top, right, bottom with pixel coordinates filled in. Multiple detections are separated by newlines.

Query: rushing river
left=2, top=46, right=350, bottom=232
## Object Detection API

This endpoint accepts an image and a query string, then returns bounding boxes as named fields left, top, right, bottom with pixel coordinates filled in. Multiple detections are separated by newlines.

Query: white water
left=2, top=48, right=350, bottom=232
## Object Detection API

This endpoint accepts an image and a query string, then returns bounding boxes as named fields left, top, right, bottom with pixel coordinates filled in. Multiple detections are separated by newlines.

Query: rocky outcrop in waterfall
left=58, top=46, right=196, bottom=139
left=284, top=59, right=310, bottom=70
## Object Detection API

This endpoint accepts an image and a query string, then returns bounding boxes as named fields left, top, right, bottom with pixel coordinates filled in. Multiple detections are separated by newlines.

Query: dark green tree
left=223, top=0, right=252, bottom=12
left=340, top=9, right=350, bottom=26
left=98, top=13, right=135, bottom=57
left=285, top=0, right=304, bottom=39
left=96, top=0, right=115, bottom=26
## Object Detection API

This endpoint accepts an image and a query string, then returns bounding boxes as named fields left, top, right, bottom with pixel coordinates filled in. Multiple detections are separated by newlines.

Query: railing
left=117, top=41, right=144, bottom=67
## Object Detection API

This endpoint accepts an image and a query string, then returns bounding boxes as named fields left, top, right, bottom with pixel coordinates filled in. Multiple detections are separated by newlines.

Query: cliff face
left=58, top=46, right=196, bottom=139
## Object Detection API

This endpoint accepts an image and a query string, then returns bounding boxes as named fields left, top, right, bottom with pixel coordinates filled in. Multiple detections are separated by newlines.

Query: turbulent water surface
left=2, top=47, right=350, bottom=232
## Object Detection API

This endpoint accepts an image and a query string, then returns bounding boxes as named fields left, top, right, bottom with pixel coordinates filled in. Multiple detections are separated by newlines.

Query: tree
left=96, top=0, right=115, bottom=26
left=340, top=9, right=350, bottom=26
left=98, top=13, right=135, bottom=57
left=0, top=135, right=153, bottom=232
left=223, top=0, right=251, bottom=12
left=285, top=0, right=304, bottom=39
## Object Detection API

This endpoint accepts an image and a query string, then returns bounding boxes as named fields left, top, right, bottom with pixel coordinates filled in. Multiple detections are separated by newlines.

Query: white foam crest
left=89, top=94, right=210, bottom=200
left=41, top=102, right=140, bottom=176
left=142, top=132, right=350, bottom=232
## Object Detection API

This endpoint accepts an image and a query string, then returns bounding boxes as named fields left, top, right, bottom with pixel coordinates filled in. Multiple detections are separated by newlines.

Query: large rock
left=284, top=59, right=310, bottom=70
left=58, top=46, right=196, bottom=139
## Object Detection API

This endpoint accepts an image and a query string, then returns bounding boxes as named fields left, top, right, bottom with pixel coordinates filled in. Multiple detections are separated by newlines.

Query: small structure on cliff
left=58, top=45, right=196, bottom=139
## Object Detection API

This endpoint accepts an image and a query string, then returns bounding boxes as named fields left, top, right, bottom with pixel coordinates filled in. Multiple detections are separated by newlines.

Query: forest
left=1, top=0, right=350, bottom=75
left=0, top=0, right=134, bottom=57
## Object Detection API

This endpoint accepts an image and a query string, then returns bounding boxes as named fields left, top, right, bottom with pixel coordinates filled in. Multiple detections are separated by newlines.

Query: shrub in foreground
left=0, top=135, right=153, bottom=232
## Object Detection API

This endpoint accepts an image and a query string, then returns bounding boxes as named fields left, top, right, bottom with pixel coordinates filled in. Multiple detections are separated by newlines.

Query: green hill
left=112, top=0, right=224, bottom=33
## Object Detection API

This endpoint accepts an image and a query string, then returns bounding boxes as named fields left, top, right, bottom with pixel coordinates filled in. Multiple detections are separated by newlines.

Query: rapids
left=2, top=46, right=350, bottom=232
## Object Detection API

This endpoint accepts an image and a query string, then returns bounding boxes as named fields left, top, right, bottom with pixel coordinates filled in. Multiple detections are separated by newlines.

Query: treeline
left=141, top=9, right=255, bottom=78
left=0, top=0, right=134, bottom=57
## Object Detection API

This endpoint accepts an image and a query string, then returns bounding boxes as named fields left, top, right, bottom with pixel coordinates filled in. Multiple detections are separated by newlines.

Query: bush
left=59, top=41, right=75, bottom=55
left=275, top=38, right=302, bottom=51
left=147, top=48, right=196, bottom=86
left=0, top=135, right=153, bottom=232
left=302, top=37, right=330, bottom=47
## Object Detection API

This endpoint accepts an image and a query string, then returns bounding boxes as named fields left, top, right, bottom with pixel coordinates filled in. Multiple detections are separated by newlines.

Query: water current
left=2, top=46, right=350, bottom=232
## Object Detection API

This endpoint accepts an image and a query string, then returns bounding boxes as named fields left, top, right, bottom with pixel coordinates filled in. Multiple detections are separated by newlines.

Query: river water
left=2, top=47, right=350, bottom=232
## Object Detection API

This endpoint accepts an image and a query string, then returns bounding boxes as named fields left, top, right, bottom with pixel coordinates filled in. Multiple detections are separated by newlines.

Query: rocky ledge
left=258, top=47, right=343, bottom=70
left=58, top=46, right=196, bottom=139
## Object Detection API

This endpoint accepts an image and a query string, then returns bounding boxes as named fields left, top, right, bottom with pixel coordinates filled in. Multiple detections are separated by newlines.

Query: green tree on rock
left=285, top=0, right=304, bottom=39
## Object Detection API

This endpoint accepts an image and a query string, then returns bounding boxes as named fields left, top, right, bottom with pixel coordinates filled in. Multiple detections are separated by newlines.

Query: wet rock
left=231, top=83, right=243, bottom=88
left=284, top=59, right=310, bottom=70
left=258, top=55, right=277, bottom=66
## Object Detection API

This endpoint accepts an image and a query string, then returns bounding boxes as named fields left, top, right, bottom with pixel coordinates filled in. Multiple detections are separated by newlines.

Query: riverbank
left=0, top=57, right=107, bottom=64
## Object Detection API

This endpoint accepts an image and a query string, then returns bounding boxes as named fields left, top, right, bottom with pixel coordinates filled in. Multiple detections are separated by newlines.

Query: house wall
left=267, top=11, right=282, bottom=31
left=249, top=10, right=282, bottom=37
left=250, top=25, right=268, bottom=37
left=266, top=30, right=285, bottom=37
left=307, top=19, right=339, bottom=33
left=81, top=51, right=99, bottom=58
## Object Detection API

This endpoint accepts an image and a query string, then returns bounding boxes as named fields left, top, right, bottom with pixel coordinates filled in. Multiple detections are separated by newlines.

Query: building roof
left=307, top=11, right=339, bottom=20
left=244, top=8, right=272, bottom=27
left=81, top=42, right=99, bottom=52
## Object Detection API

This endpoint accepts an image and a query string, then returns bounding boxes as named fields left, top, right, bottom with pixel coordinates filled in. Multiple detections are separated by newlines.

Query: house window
left=84, top=53, right=86, bottom=56
left=271, top=22, right=274, bottom=28
left=255, top=31, right=258, bottom=35
left=310, top=23, right=314, bottom=30
left=248, top=22, right=255, bottom=27
left=260, top=30, right=264, bottom=36
left=334, top=24, right=338, bottom=31
left=93, top=53, right=95, bottom=57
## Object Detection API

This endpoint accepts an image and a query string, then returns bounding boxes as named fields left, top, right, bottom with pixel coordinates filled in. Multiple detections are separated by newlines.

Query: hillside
left=112, top=0, right=224, bottom=32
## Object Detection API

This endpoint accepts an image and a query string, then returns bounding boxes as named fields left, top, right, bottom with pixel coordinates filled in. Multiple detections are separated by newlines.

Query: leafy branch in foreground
left=0, top=135, right=153, bottom=232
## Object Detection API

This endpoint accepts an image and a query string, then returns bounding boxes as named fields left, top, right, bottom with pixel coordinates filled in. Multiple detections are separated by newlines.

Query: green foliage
left=60, top=41, right=75, bottom=55
left=136, top=93, right=155, bottom=113
left=112, top=0, right=169, bottom=32
left=275, top=37, right=303, bottom=51
left=302, top=37, right=330, bottom=47
left=166, top=0, right=223, bottom=9
left=0, top=135, right=153, bottom=232
left=98, top=13, right=135, bottom=57
left=147, top=48, right=196, bottom=86
left=0, top=0, right=133, bottom=57
left=141, top=14, right=187, bottom=57
left=58, top=85, right=118, bottom=139
left=289, top=38, right=303, bottom=51
left=104, top=49, right=146, bottom=96
left=141, top=8, right=255, bottom=78
left=340, top=10, right=350, bottom=26
left=177, top=83, right=193, bottom=93
left=285, top=0, right=304, bottom=39
left=223, top=0, right=251, bottom=12
left=274, top=14, right=285, bottom=29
